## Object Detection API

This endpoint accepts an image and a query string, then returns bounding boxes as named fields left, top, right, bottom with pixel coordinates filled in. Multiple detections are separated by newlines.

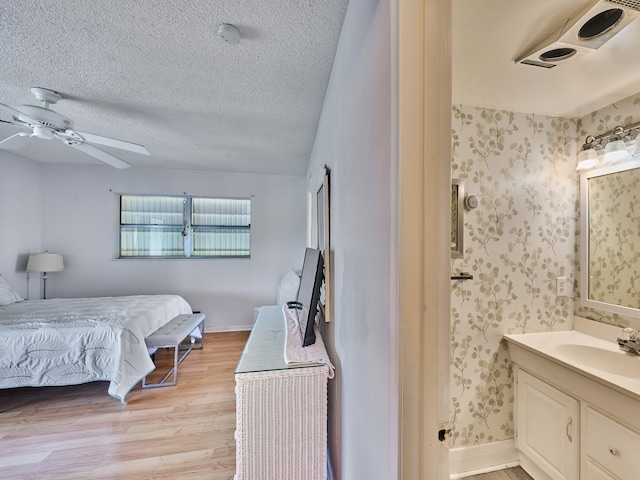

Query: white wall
left=0, top=152, right=42, bottom=299
left=38, top=164, right=307, bottom=331
left=307, top=0, right=395, bottom=478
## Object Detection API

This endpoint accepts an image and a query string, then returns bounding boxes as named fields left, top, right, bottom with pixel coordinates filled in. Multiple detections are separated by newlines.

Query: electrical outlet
left=556, top=277, right=568, bottom=297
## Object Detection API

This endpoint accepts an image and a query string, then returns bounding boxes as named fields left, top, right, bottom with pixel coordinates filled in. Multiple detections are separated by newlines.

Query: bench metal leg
left=142, top=319, right=205, bottom=389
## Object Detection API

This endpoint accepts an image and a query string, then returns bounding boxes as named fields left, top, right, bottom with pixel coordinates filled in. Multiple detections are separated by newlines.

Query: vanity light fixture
left=633, top=129, right=640, bottom=158
left=602, top=126, right=629, bottom=164
left=576, top=136, right=600, bottom=170
left=576, top=122, right=640, bottom=171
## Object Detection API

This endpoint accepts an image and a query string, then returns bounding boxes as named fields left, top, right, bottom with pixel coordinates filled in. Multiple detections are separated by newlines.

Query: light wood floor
left=466, top=466, right=533, bottom=480
left=1, top=331, right=533, bottom=480
left=0, top=331, right=250, bottom=480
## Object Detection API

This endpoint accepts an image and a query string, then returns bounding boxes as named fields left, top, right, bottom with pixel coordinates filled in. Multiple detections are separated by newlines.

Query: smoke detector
left=217, top=24, right=241, bottom=44
left=516, top=0, right=640, bottom=68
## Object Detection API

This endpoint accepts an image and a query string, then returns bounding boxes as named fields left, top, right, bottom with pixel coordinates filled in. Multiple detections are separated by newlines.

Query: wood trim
left=397, top=0, right=452, bottom=478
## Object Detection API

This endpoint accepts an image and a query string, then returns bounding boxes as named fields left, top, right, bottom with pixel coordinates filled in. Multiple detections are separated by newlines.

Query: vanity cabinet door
left=516, top=369, right=578, bottom=480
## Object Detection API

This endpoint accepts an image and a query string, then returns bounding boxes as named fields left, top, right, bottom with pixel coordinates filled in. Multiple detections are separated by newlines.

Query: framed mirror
left=580, top=159, right=640, bottom=319
left=316, top=166, right=331, bottom=322
left=451, top=179, right=464, bottom=258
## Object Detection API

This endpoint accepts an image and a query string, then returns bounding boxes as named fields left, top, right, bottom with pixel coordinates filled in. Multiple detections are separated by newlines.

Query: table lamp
left=27, top=252, right=64, bottom=299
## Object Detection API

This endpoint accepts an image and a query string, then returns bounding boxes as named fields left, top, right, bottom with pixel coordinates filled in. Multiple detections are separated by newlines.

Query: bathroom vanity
left=505, top=318, right=640, bottom=480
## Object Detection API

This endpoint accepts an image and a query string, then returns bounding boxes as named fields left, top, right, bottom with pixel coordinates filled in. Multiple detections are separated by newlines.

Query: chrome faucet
left=617, top=327, right=640, bottom=355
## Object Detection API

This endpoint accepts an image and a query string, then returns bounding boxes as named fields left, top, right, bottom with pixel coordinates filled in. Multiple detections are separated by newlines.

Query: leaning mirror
left=581, top=159, right=640, bottom=319
left=451, top=179, right=464, bottom=258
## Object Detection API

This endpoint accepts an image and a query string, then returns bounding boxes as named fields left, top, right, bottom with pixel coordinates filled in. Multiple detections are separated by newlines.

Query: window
left=119, top=195, right=251, bottom=258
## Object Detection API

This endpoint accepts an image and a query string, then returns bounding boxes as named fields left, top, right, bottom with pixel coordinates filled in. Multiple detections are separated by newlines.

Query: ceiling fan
left=0, top=87, right=149, bottom=168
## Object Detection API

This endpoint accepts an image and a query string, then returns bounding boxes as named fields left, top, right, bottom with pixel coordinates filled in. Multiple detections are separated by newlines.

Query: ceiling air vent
left=516, top=0, right=640, bottom=68
left=608, top=0, right=640, bottom=11
left=520, top=59, right=557, bottom=69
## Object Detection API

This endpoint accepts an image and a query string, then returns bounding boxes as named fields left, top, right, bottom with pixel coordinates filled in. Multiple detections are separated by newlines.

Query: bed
left=0, top=288, right=192, bottom=403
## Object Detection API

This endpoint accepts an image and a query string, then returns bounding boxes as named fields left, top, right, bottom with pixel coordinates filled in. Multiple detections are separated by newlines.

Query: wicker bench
left=142, top=313, right=205, bottom=388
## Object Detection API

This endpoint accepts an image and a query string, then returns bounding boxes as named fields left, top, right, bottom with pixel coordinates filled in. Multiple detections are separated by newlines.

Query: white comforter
left=0, top=295, right=192, bottom=403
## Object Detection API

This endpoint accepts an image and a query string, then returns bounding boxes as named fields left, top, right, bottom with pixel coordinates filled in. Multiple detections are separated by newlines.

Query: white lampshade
left=576, top=146, right=599, bottom=171
left=603, top=138, right=629, bottom=165
left=27, top=253, right=64, bottom=273
left=634, top=133, right=640, bottom=158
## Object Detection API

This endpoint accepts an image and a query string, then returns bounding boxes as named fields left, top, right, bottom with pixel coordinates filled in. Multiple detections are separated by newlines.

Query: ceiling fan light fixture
left=0, top=87, right=149, bottom=168
left=31, top=125, right=55, bottom=140
left=30, top=87, right=62, bottom=107
left=13, top=104, right=73, bottom=130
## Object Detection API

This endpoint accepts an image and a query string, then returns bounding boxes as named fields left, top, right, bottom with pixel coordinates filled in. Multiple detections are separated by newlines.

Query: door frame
left=395, top=0, right=452, bottom=478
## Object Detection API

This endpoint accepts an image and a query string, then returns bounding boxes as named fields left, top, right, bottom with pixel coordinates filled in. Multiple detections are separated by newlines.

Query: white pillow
left=0, top=276, right=24, bottom=305
left=277, top=269, right=301, bottom=305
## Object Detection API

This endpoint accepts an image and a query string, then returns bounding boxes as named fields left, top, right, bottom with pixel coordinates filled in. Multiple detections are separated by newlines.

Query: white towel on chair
left=282, top=304, right=335, bottom=379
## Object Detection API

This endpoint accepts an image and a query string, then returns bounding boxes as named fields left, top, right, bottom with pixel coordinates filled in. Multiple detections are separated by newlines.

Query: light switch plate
left=556, top=276, right=568, bottom=297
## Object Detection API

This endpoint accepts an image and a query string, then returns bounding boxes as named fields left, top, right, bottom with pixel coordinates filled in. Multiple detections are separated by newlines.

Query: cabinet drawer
left=585, top=459, right=617, bottom=480
left=585, top=406, right=640, bottom=479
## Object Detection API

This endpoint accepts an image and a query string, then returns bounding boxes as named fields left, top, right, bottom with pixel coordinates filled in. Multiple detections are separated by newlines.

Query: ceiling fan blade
left=0, top=103, right=33, bottom=128
left=69, top=142, right=132, bottom=169
left=0, top=133, right=31, bottom=150
left=0, top=102, right=26, bottom=119
left=71, top=130, right=150, bottom=155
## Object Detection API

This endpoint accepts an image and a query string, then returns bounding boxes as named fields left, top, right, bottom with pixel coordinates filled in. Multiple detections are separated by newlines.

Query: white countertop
left=504, top=317, right=640, bottom=399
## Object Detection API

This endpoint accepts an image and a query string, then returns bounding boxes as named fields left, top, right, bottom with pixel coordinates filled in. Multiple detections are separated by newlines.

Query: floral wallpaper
left=450, top=93, right=640, bottom=449
left=450, top=105, right=579, bottom=447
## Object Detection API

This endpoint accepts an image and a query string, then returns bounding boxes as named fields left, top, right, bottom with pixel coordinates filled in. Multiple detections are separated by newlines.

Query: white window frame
left=118, top=194, right=251, bottom=259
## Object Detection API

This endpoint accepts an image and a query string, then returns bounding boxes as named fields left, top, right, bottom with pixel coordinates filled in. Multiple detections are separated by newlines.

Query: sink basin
left=504, top=320, right=640, bottom=399
left=555, top=343, right=640, bottom=379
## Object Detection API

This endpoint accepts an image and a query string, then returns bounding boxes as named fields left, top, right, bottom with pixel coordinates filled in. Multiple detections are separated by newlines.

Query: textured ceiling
left=5, top=1, right=636, bottom=174
left=0, top=0, right=348, bottom=174
left=453, top=0, right=640, bottom=118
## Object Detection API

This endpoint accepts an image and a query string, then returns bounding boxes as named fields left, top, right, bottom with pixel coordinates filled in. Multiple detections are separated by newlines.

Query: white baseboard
left=205, top=325, right=252, bottom=333
left=449, top=439, right=520, bottom=479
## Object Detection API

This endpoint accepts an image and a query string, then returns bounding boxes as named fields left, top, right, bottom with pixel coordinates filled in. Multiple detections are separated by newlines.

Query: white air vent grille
left=607, top=0, right=640, bottom=12
left=520, top=59, right=556, bottom=69
left=516, top=0, right=640, bottom=68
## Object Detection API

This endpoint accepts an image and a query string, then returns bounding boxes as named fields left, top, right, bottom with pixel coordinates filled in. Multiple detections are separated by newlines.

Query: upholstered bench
left=142, top=313, right=205, bottom=388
